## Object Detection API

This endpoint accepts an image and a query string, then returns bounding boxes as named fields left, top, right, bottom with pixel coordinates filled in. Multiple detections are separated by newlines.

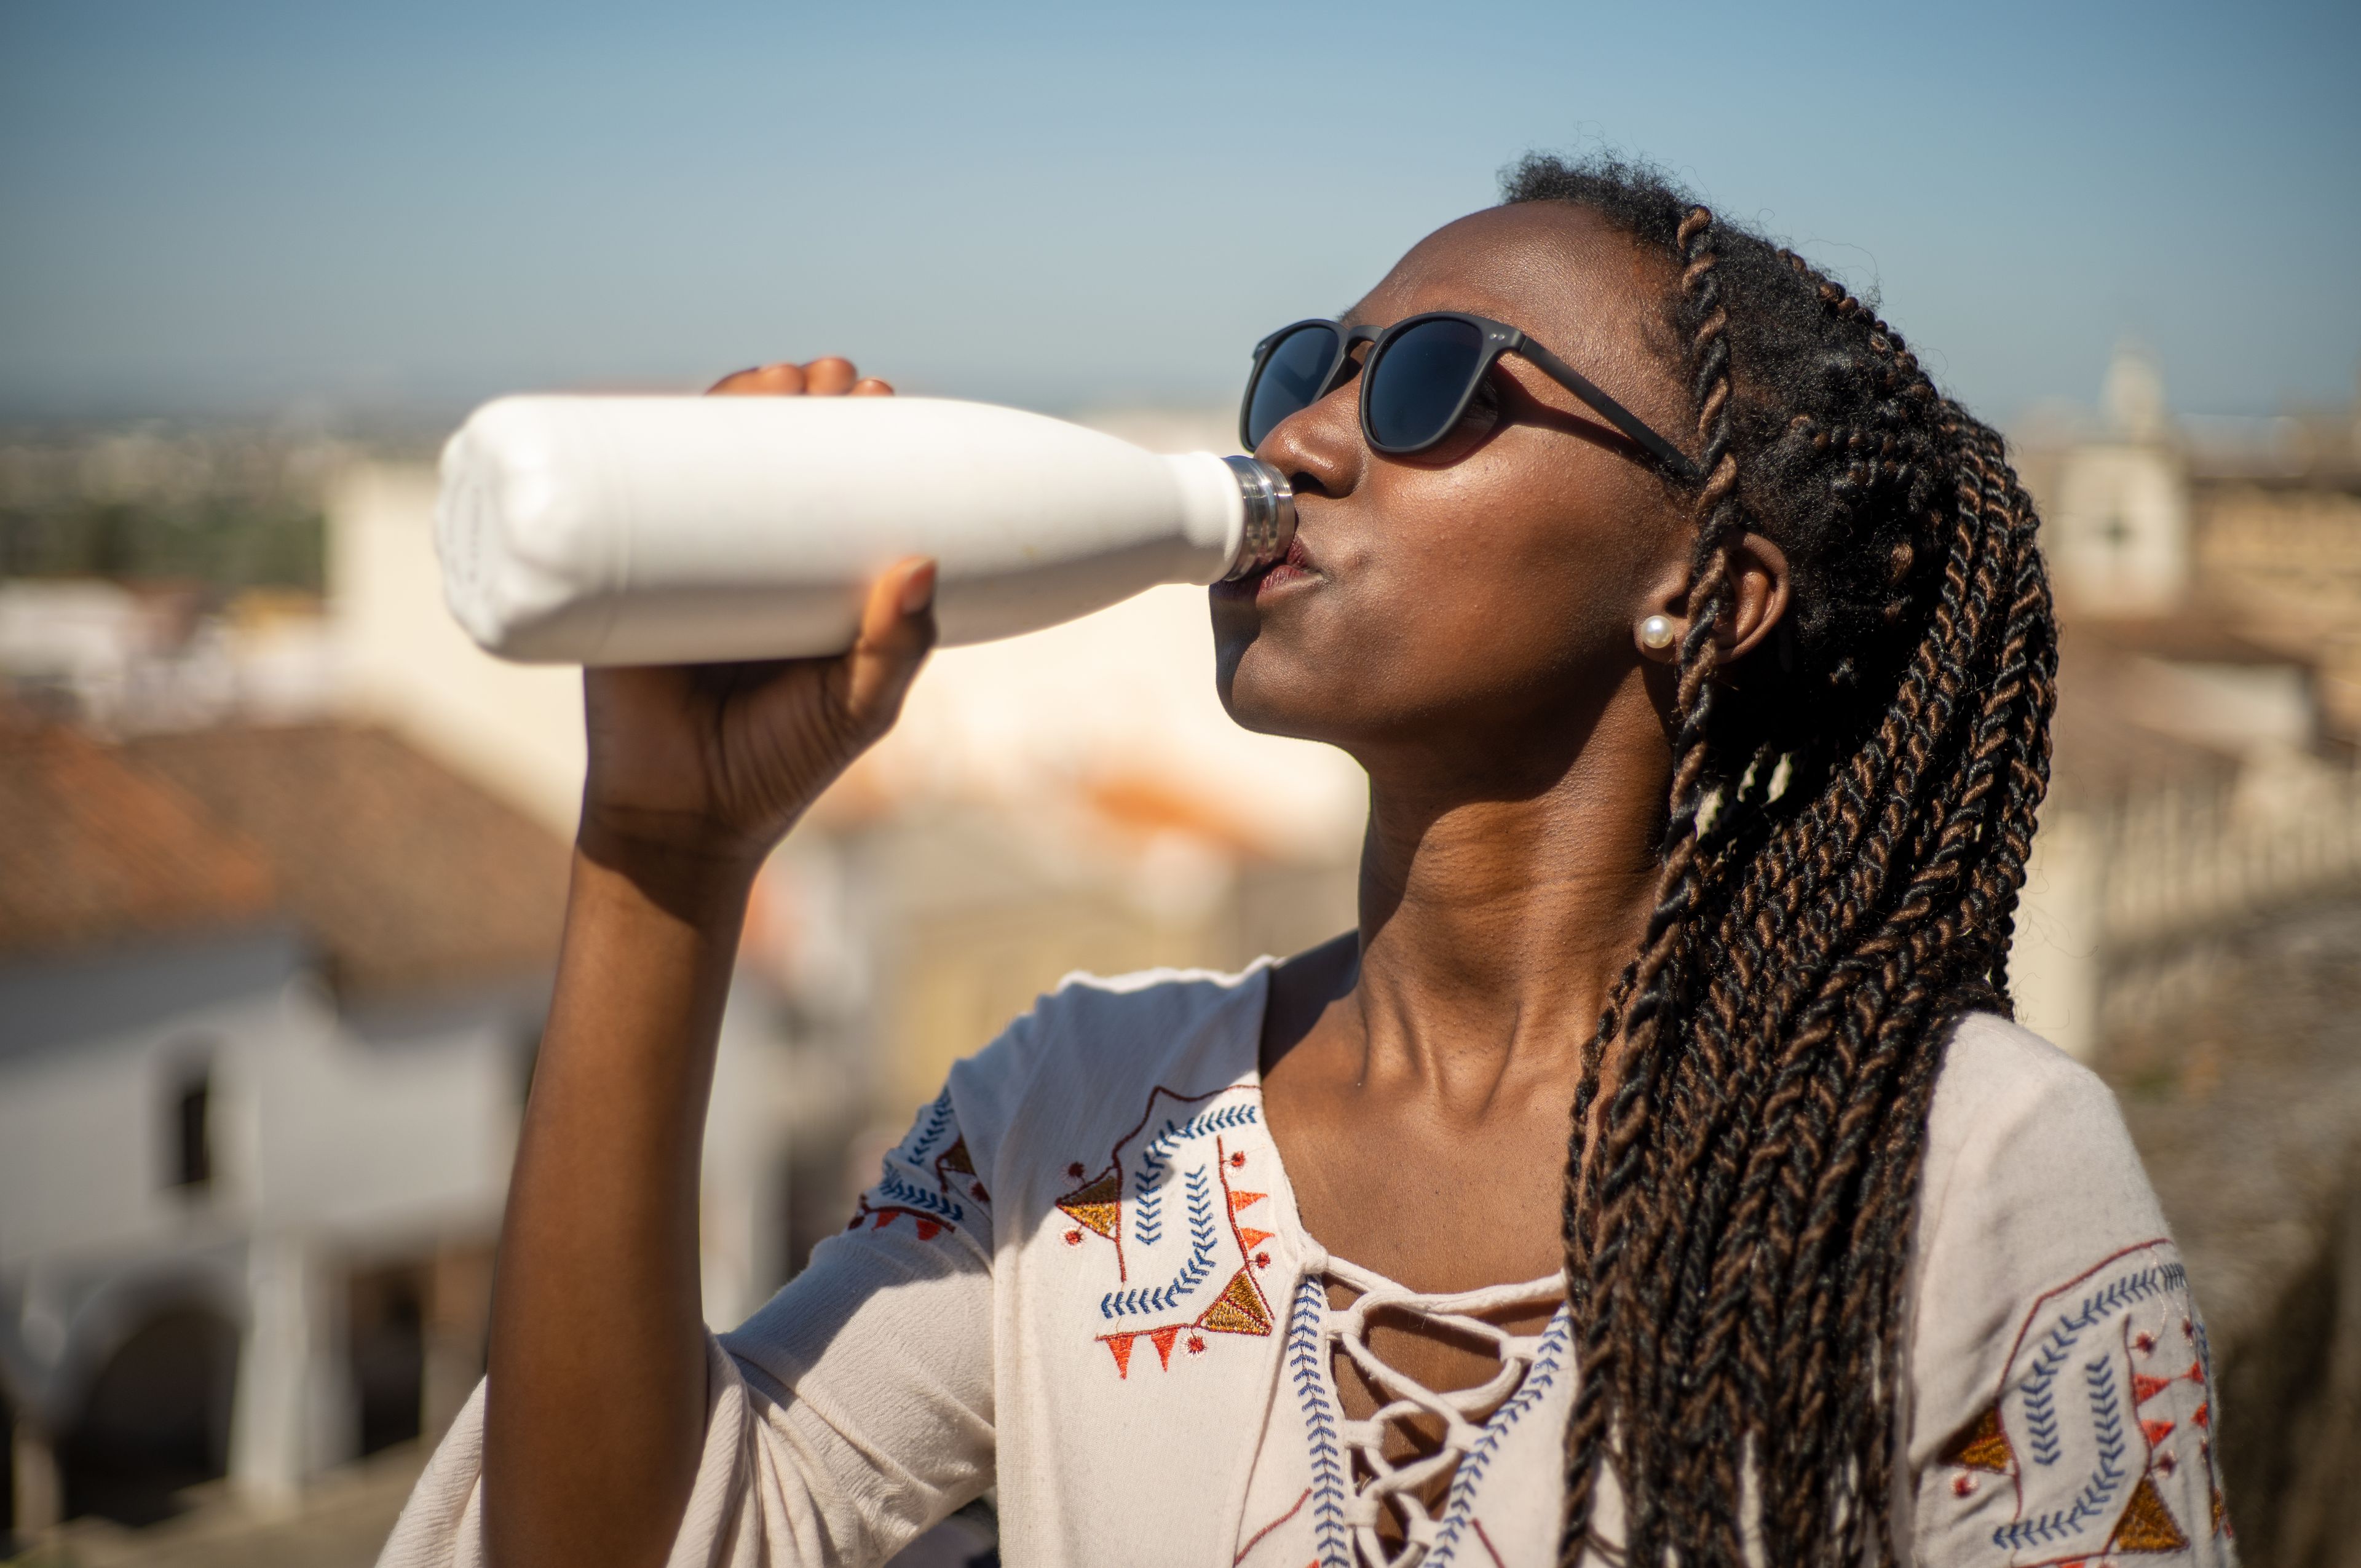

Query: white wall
left=697, top=983, right=800, bottom=1330
left=0, top=967, right=518, bottom=1279
left=331, top=462, right=589, bottom=836
left=245, top=991, right=518, bottom=1244
left=0, top=950, right=290, bottom=1276
left=0, top=939, right=524, bottom=1497
left=2052, top=443, right=2191, bottom=616
left=2007, top=806, right=2105, bottom=1063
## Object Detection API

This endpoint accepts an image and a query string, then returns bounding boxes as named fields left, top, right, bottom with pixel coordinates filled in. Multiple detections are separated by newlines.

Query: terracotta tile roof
left=119, top=724, right=570, bottom=1000
left=0, top=724, right=277, bottom=954
left=0, top=719, right=569, bottom=1001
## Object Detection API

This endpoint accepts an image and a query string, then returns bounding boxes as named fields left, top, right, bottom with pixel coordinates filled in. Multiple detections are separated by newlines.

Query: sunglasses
left=1239, top=312, right=1701, bottom=483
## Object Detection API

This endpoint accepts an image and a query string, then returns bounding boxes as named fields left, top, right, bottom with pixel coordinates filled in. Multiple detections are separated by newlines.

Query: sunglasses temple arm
left=1516, top=339, right=1704, bottom=485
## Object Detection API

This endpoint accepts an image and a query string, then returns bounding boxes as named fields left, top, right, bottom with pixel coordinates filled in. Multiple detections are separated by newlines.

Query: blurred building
left=0, top=408, right=1361, bottom=1555
left=2007, top=346, right=2361, bottom=1063
left=0, top=579, right=338, bottom=736
left=0, top=719, right=801, bottom=1542
left=2007, top=349, right=2361, bottom=1562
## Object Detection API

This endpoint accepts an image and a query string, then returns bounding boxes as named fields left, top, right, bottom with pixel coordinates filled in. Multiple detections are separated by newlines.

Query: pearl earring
left=1638, top=614, right=1678, bottom=651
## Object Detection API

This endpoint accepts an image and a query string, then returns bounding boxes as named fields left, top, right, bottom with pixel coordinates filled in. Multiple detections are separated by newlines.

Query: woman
left=385, top=155, right=2232, bottom=1567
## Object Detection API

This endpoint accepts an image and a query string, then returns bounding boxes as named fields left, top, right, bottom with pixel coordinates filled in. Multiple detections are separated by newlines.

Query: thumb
left=839, top=557, right=936, bottom=736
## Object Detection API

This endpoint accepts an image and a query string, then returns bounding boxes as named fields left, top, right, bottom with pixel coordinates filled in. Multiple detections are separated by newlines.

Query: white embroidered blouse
left=381, top=962, right=2238, bottom=1567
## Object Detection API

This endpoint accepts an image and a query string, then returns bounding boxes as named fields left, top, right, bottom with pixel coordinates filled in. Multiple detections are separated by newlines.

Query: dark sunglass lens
left=1245, top=324, right=1340, bottom=448
left=1365, top=317, right=1485, bottom=451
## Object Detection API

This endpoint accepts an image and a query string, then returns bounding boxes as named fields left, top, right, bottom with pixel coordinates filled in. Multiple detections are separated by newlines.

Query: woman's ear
left=1718, top=532, right=1790, bottom=663
left=1630, top=532, right=1791, bottom=665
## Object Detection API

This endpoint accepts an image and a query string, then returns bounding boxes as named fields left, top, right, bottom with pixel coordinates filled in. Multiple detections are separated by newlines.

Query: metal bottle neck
left=1220, top=456, right=1298, bottom=581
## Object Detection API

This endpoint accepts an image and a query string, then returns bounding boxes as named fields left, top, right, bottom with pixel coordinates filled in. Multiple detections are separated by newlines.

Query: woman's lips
left=1248, top=533, right=1319, bottom=598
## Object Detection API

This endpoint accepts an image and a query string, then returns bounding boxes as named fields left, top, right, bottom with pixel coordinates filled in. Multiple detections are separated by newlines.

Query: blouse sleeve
left=378, top=1083, right=1002, bottom=1568
left=1903, top=1014, right=2237, bottom=1568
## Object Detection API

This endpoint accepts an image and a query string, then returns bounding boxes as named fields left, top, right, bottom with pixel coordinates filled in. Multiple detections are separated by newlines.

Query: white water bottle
left=433, top=395, right=1296, bottom=665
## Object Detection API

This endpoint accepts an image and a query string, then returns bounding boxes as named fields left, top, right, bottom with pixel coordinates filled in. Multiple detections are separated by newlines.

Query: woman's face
left=1212, top=203, right=1697, bottom=764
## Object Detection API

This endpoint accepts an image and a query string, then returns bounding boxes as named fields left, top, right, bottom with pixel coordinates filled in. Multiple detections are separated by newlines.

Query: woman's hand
left=579, top=356, right=935, bottom=881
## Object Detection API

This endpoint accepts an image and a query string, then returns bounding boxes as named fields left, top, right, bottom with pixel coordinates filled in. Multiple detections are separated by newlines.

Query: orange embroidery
left=1058, top=1169, right=1123, bottom=1241
left=1232, top=1486, right=1310, bottom=1566
left=1938, top=1404, right=2012, bottom=1473
left=850, top=1198, right=959, bottom=1240
left=2108, top=1473, right=2189, bottom=1553
left=1980, top=1239, right=2221, bottom=1561
left=1201, top=1269, right=1275, bottom=1335
left=1072, top=1093, right=1276, bottom=1377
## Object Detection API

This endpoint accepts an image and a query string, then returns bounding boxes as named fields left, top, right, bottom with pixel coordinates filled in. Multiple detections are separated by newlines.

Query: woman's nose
left=1256, top=383, right=1361, bottom=500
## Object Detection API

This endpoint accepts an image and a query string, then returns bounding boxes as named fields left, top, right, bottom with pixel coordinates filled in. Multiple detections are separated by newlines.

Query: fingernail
left=898, top=561, right=937, bottom=617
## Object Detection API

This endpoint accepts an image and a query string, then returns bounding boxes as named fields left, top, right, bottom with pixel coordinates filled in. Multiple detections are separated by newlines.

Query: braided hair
left=1503, top=154, right=2058, bottom=1567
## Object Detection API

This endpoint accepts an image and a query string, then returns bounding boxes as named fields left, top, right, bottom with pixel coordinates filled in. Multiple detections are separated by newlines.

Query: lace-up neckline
left=1307, top=1251, right=1568, bottom=1568
left=1239, top=960, right=1575, bottom=1567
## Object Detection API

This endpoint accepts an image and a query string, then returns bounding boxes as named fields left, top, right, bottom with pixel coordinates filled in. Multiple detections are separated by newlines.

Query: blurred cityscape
left=2, top=356, right=2359, bottom=1565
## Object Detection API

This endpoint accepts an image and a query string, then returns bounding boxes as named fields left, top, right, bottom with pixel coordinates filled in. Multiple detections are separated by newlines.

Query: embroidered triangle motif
left=1198, top=1269, right=1273, bottom=1336
left=2110, top=1473, right=2190, bottom=1553
left=937, top=1136, right=975, bottom=1178
left=1057, top=1170, right=1123, bottom=1240
left=1102, top=1334, right=1136, bottom=1378
left=1237, top=1227, right=1275, bottom=1251
left=1149, top=1326, right=1180, bottom=1369
left=1229, top=1189, right=1267, bottom=1217
left=1938, top=1404, right=2012, bottom=1473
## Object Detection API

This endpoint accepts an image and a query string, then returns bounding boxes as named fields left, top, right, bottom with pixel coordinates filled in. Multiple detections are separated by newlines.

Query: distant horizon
left=1, top=308, right=2354, bottom=438
left=2, top=362, right=2351, bottom=445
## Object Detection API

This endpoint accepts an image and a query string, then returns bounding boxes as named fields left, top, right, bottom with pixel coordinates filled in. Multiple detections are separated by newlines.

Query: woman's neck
left=1338, top=688, right=1670, bottom=1107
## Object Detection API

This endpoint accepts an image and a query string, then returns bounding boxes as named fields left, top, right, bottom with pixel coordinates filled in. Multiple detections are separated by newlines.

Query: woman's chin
left=1214, top=655, right=1361, bottom=747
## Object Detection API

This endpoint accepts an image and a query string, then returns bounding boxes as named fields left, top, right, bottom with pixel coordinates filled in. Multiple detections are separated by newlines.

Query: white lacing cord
left=1318, top=1256, right=1565, bottom=1568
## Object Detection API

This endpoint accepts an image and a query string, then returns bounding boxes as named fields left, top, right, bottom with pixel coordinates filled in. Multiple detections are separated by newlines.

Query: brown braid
left=1503, top=154, right=2058, bottom=1568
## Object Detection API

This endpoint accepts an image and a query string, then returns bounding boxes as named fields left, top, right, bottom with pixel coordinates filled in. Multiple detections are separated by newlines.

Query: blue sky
left=2, top=0, right=2355, bottom=426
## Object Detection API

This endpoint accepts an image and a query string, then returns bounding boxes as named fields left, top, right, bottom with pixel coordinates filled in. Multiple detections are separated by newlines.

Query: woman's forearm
left=469, top=365, right=931, bottom=1566
left=483, top=834, right=757, bottom=1568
